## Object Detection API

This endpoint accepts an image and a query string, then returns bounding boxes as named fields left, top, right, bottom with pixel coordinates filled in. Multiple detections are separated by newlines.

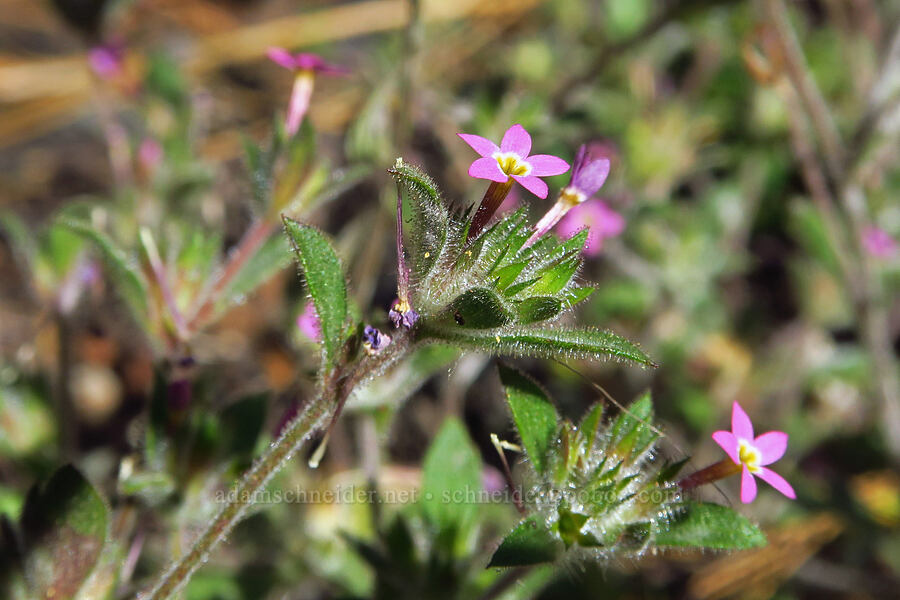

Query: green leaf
left=422, top=326, right=657, bottom=367
left=60, top=219, right=148, bottom=324
left=561, top=286, right=595, bottom=307
left=579, top=403, right=604, bottom=454
left=421, top=418, right=482, bottom=542
left=608, top=393, right=656, bottom=457
left=656, top=457, right=690, bottom=484
left=446, top=288, right=512, bottom=329
left=488, top=516, right=563, bottom=567
left=389, top=159, right=449, bottom=280
left=493, top=261, right=528, bottom=291
left=557, top=507, right=590, bottom=548
left=528, top=253, right=580, bottom=296
left=499, top=365, right=559, bottom=476
left=282, top=218, right=349, bottom=367
left=19, top=465, right=109, bottom=600
left=515, top=296, right=562, bottom=324
left=656, top=502, right=767, bottom=550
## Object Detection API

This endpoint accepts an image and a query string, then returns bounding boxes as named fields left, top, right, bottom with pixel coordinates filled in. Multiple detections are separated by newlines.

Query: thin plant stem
left=468, top=180, right=513, bottom=241
left=678, top=459, right=742, bottom=490
left=765, top=0, right=845, bottom=180
left=142, top=335, right=410, bottom=599
left=187, top=219, right=275, bottom=330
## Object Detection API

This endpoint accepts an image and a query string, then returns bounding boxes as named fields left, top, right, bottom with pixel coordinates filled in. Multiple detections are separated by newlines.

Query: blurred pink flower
left=138, top=139, right=163, bottom=173
left=555, top=200, right=624, bottom=256
left=268, top=47, right=347, bottom=136
left=296, top=301, right=321, bottom=342
left=458, top=124, right=569, bottom=199
left=862, top=226, right=897, bottom=259
left=267, top=47, right=347, bottom=75
left=88, top=43, right=124, bottom=79
left=712, top=402, right=795, bottom=504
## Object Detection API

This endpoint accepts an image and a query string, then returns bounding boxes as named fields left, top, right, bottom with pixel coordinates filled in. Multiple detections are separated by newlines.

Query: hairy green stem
left=141, top=335, right=410, bottom=599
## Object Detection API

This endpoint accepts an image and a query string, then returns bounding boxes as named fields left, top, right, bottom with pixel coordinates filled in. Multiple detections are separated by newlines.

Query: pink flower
left=88, top=43, right=124, bottom=79
left=862, top=226, right=897, bottom=259
left=555, top=200, right=624, bottom=255
left=267, top=47, right=347, bottom=136
left=266, top=47, right=347, bottom=76
left=457, top=124, right=569, bottom=199
left=712, top=402, right=795, bottom=504
left=296, top=301, right=321, bottom=342
left=523, top=142, right=614, bottom=249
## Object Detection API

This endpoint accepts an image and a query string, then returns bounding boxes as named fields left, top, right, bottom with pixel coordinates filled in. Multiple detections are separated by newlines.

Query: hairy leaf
left=499, top=365, right=559, bottom=475
left=390, top=159, right=449, bottom=281
left=282, top=218, right=349, bottom=368
left=421, top=326, right=656, bottom=367
left=516, top=296, right=563, bottom=324
left=445, top=288, right=512, bottom=329
left=421, top=418, right=482, bottom=548
left=656, top=502, right=767, bottom=549
left=488, top=516, right=563, bottom=567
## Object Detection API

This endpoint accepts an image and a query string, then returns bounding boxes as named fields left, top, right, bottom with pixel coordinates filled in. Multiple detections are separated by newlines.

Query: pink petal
left=458, top=133, right=499, bottom=158
left=712, top=430, right=740, bottom=464
left=267, top=47, right=297, bottom=70
left=527, top=154, right=570, bottom=177
left=740, top=464, right=757, bottom=503
left=468, top=157, right=508, bottom=183
left=595, top=202, right=625, bottom=236
left=754, top=431, right=788, bottom=465
left=756, top=467, right=796, bottom=499
left=500, top=124, right=532, bottom=156
left=511, top=174, right=548, bottom=199
left=731, top=401, right=754, bottom=441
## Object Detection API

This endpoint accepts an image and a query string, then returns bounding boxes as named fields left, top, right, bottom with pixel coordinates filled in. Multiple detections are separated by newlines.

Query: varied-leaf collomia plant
left=144, top=125, right=790, bottom=598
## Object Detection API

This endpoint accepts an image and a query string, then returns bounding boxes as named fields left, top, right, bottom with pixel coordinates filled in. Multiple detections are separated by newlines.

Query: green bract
left=490, top=367, right=766, bottom=567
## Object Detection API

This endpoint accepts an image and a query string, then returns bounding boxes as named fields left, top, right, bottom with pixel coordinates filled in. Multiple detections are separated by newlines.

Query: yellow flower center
left=492, top=152, right=532, bottom=177
left=394, top=299, right=411, bottom=313
left=738, top=439, right=761, bottom=473
left=559, top=186, right=587, bottom=208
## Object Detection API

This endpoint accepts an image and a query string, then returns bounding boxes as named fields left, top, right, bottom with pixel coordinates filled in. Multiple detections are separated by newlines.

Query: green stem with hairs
left=141, top=334, right=410, bottom=599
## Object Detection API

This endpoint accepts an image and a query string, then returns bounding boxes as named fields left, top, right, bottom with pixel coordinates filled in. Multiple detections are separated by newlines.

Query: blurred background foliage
left=1, top=0, right=899, bottom=598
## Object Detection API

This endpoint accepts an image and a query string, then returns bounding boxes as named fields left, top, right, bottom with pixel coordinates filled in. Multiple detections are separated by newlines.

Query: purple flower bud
left=389, top=298, right=419, bottom=329
left=362, top=325, right=391, bottom=355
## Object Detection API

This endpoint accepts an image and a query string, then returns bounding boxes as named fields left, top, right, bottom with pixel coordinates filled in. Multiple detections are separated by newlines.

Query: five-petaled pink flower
left=267, top=47, right=347, bottom=136
left=712, top=402, right=795, bottom=503
left=458, top=124, right=569, bottom=199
